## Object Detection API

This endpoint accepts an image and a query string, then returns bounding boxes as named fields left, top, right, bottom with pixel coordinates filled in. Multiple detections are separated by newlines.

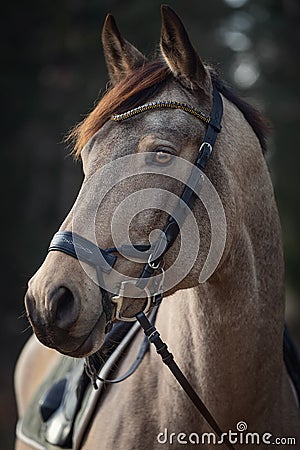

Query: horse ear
left=102, top=14, right=147, bottom=85
left=160, top=5, right=210, bottom=93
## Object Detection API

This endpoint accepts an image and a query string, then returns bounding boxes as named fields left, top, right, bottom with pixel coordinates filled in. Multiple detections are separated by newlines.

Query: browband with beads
left=111, top=100, right=210, bottom=124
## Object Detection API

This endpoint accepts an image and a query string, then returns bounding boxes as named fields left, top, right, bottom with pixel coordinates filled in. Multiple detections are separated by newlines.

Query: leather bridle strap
left=48, top=231, right=154, bottom=332
left=136, top=311, right=236, bottom=450
left=49, top=231, right=119, bottom=332
left=136, top=87, right=223, bottom=289
left=49, top=231, right=117, bottom=271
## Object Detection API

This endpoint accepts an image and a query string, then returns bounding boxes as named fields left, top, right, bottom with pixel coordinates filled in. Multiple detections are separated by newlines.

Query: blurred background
left=1, top=0, right=300, bottom=448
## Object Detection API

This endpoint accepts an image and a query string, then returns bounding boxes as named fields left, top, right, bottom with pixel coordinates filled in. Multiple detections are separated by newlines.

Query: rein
left=48, top=87, right=236, bottom=450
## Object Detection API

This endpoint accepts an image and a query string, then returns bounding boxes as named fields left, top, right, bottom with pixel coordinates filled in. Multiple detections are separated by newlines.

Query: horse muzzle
left=24, top=282, right=106, bottom=357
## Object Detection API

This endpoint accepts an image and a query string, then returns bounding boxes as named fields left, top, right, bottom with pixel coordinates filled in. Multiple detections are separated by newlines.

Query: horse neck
left=156, top=213, right=285, bottom=428
left=155, top=104, right=287, bottom=427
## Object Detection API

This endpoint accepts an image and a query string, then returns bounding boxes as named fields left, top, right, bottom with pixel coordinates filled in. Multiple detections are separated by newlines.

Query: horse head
left=25, top=6, right=261, bottom=358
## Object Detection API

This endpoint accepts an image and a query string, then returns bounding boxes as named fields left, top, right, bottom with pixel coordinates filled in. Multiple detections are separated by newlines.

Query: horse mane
left=209, top=69, right=270, bottom=154
left=68, top=60, right=269, bottom=158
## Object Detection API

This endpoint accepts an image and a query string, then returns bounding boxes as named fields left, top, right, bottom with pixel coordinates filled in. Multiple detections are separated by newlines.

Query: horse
left=15, top=5, right=300, bottom=450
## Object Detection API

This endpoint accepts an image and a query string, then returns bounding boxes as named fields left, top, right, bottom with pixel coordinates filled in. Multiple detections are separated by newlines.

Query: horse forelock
left=68, top=60, right=172, bottom=158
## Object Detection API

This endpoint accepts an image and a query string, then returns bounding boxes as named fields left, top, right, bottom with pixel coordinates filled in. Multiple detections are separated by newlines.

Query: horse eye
left=153, top=151, right=173, bottom=165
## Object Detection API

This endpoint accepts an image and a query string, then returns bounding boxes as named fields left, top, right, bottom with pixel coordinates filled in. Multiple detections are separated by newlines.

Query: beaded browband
left=111, top=100, right=211, bottom=124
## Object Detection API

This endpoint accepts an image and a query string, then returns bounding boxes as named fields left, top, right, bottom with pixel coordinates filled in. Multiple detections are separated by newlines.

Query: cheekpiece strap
left=135, top=88, right=223, bottom=289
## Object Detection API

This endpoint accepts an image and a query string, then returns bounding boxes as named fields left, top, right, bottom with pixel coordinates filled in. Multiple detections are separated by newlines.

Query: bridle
left=48, top=87, right=236, bottom=449
left=49, top=88, right=222, bottom=329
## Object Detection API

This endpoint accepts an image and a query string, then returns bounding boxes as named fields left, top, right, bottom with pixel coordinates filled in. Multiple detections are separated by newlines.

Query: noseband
left=47, top=88, right=235, bottom=450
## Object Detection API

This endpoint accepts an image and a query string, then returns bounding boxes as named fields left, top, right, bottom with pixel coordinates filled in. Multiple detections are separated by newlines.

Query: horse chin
left=33, top=313, right=107, bottom=359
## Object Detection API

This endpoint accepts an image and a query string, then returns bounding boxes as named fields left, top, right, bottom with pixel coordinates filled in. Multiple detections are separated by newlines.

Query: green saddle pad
left=16, top=320, right=143, bottom=450
left=16, top=356, right=96, bottom=449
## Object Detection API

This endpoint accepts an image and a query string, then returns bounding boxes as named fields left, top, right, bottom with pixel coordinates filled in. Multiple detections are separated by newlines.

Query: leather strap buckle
left=111, top=281, right=153, bottom=322
left=111, top=268, right=165, bottom=322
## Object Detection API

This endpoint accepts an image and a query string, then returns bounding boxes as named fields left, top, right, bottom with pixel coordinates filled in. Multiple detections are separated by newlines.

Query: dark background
left=1, top=0, right=300, bottom=448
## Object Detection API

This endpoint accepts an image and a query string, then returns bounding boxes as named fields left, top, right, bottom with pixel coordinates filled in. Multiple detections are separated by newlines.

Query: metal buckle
left=111, top=281, right=152, bottom=322
left=111, top=268, right=165, bottom=322
left=147, top=253, right=161, bottom=270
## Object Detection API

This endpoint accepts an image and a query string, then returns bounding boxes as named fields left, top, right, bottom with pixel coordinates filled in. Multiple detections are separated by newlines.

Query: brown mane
left=210, top=70, right=270, bottom=153
left=68, top=59, right=269, bottom=158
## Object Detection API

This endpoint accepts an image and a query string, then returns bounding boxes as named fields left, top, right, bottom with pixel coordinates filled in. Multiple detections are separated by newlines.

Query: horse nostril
left=55, top=287, right=73, bottom=321
left=49, top=286, right=80, bottom=330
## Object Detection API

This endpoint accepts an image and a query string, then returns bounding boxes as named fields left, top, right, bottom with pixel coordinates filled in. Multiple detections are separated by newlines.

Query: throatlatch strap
left=136, top=312, right=235, bottom=450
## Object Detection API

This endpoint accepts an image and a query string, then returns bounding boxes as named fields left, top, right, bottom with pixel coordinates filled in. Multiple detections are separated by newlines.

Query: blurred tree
left=217, top=0, right=300, bottom=320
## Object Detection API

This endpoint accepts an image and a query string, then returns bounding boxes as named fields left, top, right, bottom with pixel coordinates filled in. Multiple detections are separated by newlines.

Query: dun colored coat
left=15, top=6, right=300, bottom=449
